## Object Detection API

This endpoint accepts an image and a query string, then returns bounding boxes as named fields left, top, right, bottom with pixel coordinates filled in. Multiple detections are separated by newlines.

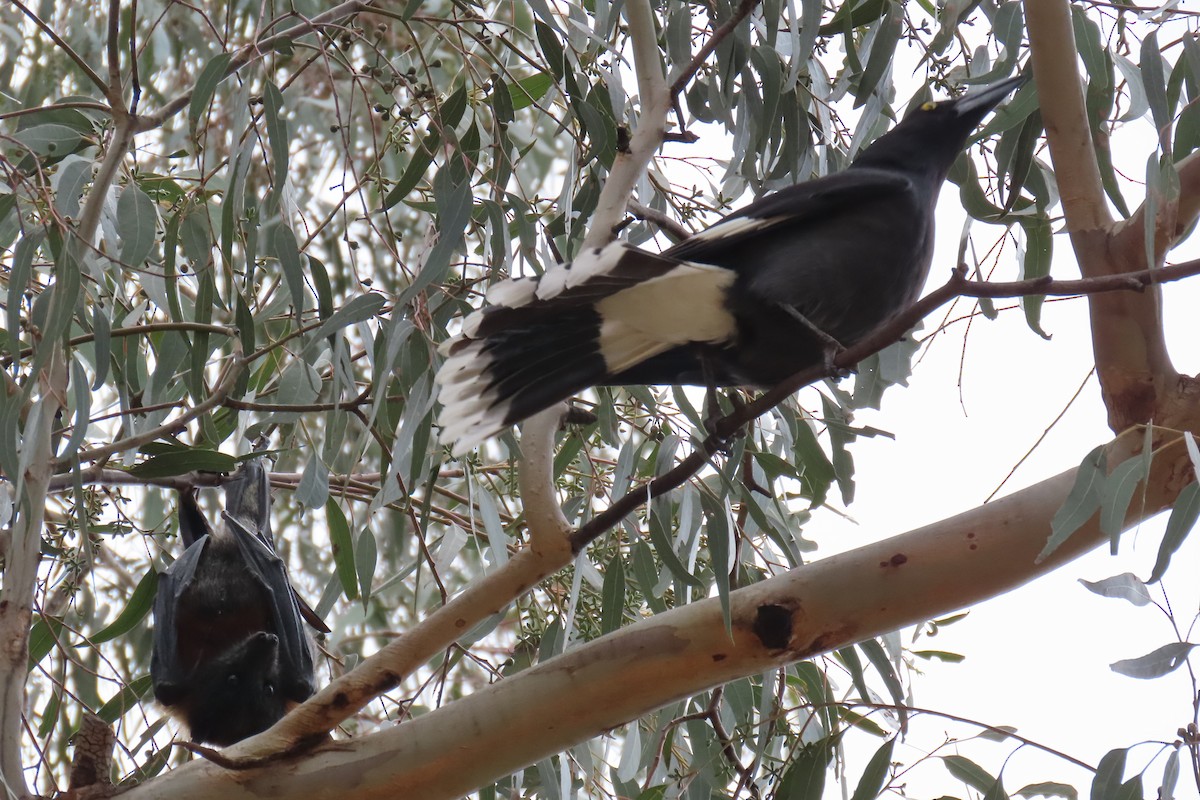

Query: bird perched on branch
left=151, top=458, right=328, bottom=746
left=437, top=76, right=1025, bottom=456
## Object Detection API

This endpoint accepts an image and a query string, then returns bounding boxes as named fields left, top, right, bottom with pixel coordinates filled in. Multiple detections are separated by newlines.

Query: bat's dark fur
left=151, top=459, right=324, bottom=746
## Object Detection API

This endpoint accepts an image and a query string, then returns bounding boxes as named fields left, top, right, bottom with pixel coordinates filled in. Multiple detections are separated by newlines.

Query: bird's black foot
left=780, top=305, right=850, bottom=378
left=703, top=389, right=746, bottom=454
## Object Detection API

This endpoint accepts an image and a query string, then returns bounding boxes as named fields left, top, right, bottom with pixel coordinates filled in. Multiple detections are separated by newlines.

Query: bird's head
left=852, top=75, right=1027, bottom=179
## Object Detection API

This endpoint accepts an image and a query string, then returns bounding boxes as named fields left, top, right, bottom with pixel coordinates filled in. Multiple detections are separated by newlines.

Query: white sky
left=802, top=113, right=1200, bottom=796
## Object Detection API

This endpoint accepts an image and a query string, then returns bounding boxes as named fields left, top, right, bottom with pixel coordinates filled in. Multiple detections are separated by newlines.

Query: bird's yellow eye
left=920, top=101, right=937, bottom=111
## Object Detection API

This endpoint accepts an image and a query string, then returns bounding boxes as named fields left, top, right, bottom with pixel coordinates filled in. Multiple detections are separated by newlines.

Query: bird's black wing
left=664, top=168, right=915, bottom=263
left=150, top=535, right=208, bottom=705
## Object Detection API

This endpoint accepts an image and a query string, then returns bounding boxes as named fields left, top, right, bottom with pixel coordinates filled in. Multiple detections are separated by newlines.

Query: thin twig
left=9, top=0, right=110, bottom=98
left=669, top=0, right=763, bottom=97
left=581, top=0, right=670, bottom=250
left=62, top=350, right=245, bottom=469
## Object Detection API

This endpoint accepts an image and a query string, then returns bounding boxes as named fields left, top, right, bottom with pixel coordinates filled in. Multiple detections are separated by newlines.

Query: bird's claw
left=704, top=390, right=746, bottom=455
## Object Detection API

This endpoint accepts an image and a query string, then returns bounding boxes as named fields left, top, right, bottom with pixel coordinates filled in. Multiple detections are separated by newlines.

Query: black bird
left=437, top=76, right=1024, bottom=455
left=151, top=458, right=326, bottom=746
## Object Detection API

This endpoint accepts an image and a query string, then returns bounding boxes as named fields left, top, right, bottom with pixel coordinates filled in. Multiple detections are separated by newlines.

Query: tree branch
left=223, top=409, right=577, bottom=762
left=135, top=0, right=374, bottom=131
left=668, top=0, right=762, bottom=97
left=1023, top=0, right=1112, bottom=234
left=627, top=200, right=693, bottom=241
left=1113, top=149, right=1200, bottom=264
left=571, top=258, right=1200, bottom=552
left=61, top=350, right=244, bottom=470
left=581, top=0, right=670, bottom=250
left=120, top=431, right=1196, bottom=800
left=10, top=0, right=110, bottom=99
left=1025, top=0, right=1179, bottom=432
left=207, top=255, right=1200, bottom=766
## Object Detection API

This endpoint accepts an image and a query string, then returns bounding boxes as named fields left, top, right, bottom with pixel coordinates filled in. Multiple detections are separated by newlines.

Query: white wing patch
left=537, top=240, right=627, bottom=301
left=434, top=338, right=505, bottom=457
left=687, top=215, right=774, bottom=243
left=595, top=261, right=736, bottom=373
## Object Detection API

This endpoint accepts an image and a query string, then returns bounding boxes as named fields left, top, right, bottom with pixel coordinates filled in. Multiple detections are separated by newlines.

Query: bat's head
left=161, top=631, right=291, bottom=746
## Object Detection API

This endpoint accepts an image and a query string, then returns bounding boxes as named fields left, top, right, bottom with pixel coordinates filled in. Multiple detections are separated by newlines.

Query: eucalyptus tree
left=1, top=1, right=1198, bottom=798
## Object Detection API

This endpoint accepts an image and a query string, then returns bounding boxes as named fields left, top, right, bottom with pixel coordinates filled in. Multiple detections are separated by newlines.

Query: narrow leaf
left=117, top=184, right=157, bottom=267
left=91, top=569, right=157, bottom=643
left=849, top=737, right=895, bottom=800
left=1148, top=481, right=1200, bottom=582
left=127, top=449, right=237, bottom=478
left=1110, top=642, right=1196, bottom=679
left=600, top=554, right=626, bottom=635
left=1016, top=782, right=1077, bottom=800
left=189, top=53, right=234, bottom=132
left=1079, top=573, right=1151, bottom=606
left=1018, top=216, right=1052, bottom=338
left=943, top=755, right=998, bottom=794
left=1040, top=446, right=1106, bottom=562
left=326, top=497, right=358, bottom=601
left=1099, top=453, right=1149, bottom=547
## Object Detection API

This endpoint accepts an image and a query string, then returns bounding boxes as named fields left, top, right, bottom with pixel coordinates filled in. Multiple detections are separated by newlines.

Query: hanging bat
left=151, top=458, right=327, bottom=746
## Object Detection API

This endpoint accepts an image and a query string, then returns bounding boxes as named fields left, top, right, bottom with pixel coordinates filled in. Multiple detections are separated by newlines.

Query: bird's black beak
left=953, top=74, right=1027, bottom=119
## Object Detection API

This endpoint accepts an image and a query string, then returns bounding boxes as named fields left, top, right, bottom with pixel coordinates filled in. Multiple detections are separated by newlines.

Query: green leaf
left=912, top=649, right=965, bottom=663
left=855, top=2, right=901, bottom=109
left=1039, top=445, right=1106, bottom=562
left=263, top=80, right=290, bottom=195
left=127, top=449, right=237, bottom=478
left=62, top=356, right=91, bottom=463
left=296, top=453, right=330, bottom=509
left=28, top=615, right=65, bottom=671
left=986, top=777, right=1011, bottom=800
left=1079, top=573, right=1151, bottom=606
left=1091, top=749, right=1127, bottom=800
left=305, top=293, right=386, bottom=353
left=356, top=525, right=378, bottom=606
left=850, top=737, right=895, bottom=800
left=1113, top=55, right=1149, bottom=123
left=326, top=497, right=359, bottom=601
left=96, top=674, right=154, bottom=723
left=7, top=232, right=41, bottom=357
left=117, top=184, right=157, bottom=268
left=508, top=73, right=554, bottom=110
left=1140, top=31, right=1171, bottom=140
left=271, top=224, right=310, bottom=317
left=11, top=123, right=83, bottom=157
left=859, top=639, right=905, bottom=727
left=398, top=161, right=473, bottom=304
left=943, top=755, right=999, bottom=794
left=1110, top=642, right=1196, bottom=679
left=778, top=734, right=839, bottom=799
left=1099, top=452, right=1149, bottom=548
left=700, top=491, right=732, bottom=635
left=1018, top=216, right=1052, bottom=338
left=820, top=0, right=888, bottom=36
left=189, top=53, right=234, bottom=133
left=91, top=569, right=158, bottom=644
left=600, top=554, right=626, bottom=635
left=54, top=157, right=92, bottom=219
left=1016, top=782, right=1077, bottom=800
left=1150, top=481, right=1200, bottom=582
left=1159, top=748, right=1180, bottom=800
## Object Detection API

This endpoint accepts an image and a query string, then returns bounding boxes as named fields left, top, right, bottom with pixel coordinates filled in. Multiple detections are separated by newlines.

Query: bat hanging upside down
left=151, top=458, right=329, bottom=746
